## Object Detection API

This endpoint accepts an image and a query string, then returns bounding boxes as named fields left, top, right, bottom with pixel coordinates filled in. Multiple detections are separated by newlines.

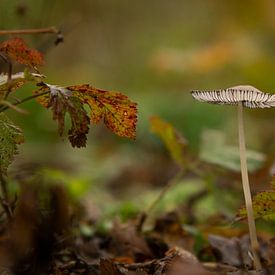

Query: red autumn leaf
left=0, top=37, right=43, bottom=67
left=34, top=83, right=137, bottom=147
left=68, top=84, right=137, bottom=140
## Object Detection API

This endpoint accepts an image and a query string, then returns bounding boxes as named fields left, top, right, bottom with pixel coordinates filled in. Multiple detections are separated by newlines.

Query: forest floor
left=0, top=180, right=274, bottom=275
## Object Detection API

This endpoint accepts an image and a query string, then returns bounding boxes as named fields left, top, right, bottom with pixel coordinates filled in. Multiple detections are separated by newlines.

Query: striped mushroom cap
left=191, top=85, right=275, bottom=108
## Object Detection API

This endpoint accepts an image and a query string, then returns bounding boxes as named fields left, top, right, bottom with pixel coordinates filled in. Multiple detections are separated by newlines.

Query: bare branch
left=0, top=27, right=58, bottom=35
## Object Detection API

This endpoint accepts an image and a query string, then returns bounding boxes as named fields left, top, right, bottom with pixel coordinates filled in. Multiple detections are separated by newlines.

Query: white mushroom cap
left=191, top=85, right=275, bottom=108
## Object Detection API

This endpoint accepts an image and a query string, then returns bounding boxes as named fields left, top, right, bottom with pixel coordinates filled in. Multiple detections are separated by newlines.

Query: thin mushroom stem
left=237, top=102, right=262, bottom=270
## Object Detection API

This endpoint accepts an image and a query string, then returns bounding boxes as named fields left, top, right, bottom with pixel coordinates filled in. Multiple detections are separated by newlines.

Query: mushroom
left=191, top=85, right=275, bottom=271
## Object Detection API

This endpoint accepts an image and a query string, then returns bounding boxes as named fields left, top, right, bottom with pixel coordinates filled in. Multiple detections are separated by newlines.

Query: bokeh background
left=1, top=0, right=275, bottom=227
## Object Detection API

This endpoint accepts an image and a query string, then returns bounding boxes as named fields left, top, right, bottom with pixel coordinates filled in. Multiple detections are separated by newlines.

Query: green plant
left=237, top=176, right=275, bottom=222
left=0, top=30, right=137, bottom=220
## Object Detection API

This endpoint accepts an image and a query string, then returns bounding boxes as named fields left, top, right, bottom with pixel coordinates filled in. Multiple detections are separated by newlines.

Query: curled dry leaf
left=35, top=83, right=90, bottom=148
left=34, top=83, right=137, bottom=147
left=0, top=37, right=43, bottom=67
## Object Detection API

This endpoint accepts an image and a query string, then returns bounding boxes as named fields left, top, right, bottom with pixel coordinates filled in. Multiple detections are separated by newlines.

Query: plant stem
left=0, top=91, right=49, bottom=112
left=136, top=169, right=185, bottom=232
left=237, top=102, right=261, bottom=271
left=0, top=27, right=58, bottom=35
left=136, top=159, right=205, bottom=232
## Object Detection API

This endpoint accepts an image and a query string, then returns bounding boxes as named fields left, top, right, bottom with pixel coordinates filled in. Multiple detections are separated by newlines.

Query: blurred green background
left=1, top=0, right=275, bottom=226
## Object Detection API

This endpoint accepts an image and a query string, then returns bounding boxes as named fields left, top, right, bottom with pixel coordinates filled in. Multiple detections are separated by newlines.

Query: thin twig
left=0, top=100, right=28, bottom=114
left=0, top=27, right=58, bottom=35
left=0, top=90, right=49, bottom=112
left=137, top=169, right=185, bottom=232
left=136, top=158, right=206, bottom=232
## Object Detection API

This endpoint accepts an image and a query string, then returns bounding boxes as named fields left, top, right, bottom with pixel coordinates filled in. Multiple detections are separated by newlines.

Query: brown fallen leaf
left=109, top=219, right=153, bottom=262
left=208, top=234, right=252, bottom=268
left=167, top=257, right=212, bottom=275
left=98, top=246, right=204, bottom=275
left=164, top=247, right=211, bottom=275
left=208, top=234, right=271, bottom=270
left=100, top=258, right=126, bottom=275
left=153, top=211, right=195, bottom=253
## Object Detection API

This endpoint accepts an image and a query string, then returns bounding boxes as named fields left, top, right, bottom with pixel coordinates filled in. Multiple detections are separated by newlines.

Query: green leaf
left=150, top=116, right=186, bottom=167
left=237, top=177, right=275, bottom=221
left=200, top=129, right=265, bottom=172
left=0, top=113, right=24, bottom=174
left=237, top=190, right=275, bottom=221
left=38, top=168, right=91, bottom=200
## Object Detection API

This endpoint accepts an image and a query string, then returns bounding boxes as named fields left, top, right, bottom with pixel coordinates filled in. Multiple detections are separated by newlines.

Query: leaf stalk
left=0, top=90, right=49, bottom=112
